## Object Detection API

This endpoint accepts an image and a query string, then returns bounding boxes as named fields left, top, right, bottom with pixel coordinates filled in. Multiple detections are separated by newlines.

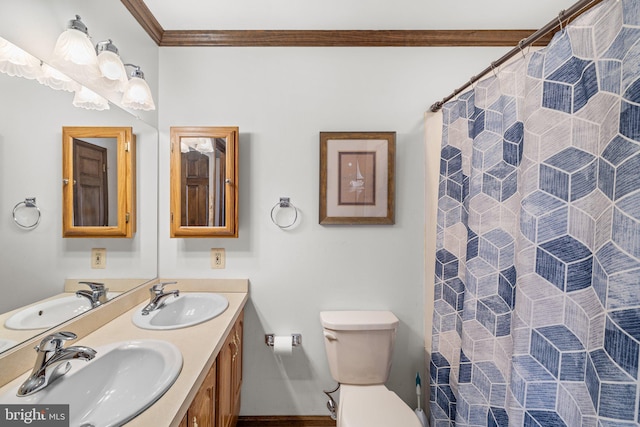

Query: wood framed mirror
left=170, top=126, right=239, bottom=238
left=62, top=126, right=136, bottom=238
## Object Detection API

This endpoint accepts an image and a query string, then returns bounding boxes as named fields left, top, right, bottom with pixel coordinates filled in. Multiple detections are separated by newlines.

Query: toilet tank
left=320, top=311, right=399, bottom=385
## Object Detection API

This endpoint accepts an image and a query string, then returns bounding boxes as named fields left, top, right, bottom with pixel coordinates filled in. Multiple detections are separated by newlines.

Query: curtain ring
left=469, top=75, right=476, bottom=90
left=518, top=39, right=528, bottom=60
left=490, top=61, right=499, bottom=78
left=558, top=9, right=566, bottom=32
left=13, top=197, right=41, bottom=230
left=270, top=197, right=299, bottom=229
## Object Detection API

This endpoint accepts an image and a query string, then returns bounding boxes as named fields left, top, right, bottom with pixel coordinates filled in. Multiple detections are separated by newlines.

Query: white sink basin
left=0, top=339, right=182, bottom=427
left=132, top=292, right=229, bottom=330
left=4, top=293, right=120, bottom=330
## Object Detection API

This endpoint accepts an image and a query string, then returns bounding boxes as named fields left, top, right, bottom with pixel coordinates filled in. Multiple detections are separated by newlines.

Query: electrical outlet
left=91, top=248, right=106, bottom=269
left=211, top=248, right=225, bottom=269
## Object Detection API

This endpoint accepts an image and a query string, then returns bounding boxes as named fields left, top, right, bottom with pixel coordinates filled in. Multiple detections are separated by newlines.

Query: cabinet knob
left=192, top=416, right=198, bottom=427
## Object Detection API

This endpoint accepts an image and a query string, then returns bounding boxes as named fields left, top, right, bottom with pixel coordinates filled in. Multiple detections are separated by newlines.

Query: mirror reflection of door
left=180, top=137, right=226, bottom=227
left=72, top=137, right=118, bottom=226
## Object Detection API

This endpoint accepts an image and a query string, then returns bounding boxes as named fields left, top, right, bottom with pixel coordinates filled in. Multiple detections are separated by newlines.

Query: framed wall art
left=319, top=131, right=395, bottom=225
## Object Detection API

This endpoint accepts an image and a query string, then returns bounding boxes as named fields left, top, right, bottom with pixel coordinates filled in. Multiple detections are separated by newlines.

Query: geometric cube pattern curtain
left=430, top=0, right=640, bottom=425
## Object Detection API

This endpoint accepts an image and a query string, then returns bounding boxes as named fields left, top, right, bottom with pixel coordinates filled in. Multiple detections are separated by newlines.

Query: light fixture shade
left=122, top=76, right=155, bottom=111
left=37, top=63, right=79, bottom=92
left=98, top=50, right=126, bottom=80
left=96, top=40, right=127, bottom=92
left=181, top=138, right=214, bottom=153
left=0, top=37, right=42, bottom=80
left=73, top=86, right=110, bottom=110
left=197, top=138, right=214, bottom=153
left=51, top=28, right=98, bottom=67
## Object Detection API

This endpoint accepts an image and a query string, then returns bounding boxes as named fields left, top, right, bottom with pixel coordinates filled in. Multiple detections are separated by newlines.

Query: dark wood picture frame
left=319, top=131, right=395, bottom=225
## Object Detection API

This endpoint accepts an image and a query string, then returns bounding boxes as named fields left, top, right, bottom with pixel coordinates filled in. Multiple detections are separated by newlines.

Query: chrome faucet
left=75, top=281, right=109, bottom=308
left=17, top=331, right=96, bottom=396
left=141, top=281, right=180, bottom=315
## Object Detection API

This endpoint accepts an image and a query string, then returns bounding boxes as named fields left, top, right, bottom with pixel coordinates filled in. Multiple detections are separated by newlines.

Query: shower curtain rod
left=429, top=0, right=603, bottom=112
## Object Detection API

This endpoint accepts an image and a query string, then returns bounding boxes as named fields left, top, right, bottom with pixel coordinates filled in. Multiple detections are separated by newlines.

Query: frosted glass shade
left=0, top=37, right=42, bottom=80
left=122, top=77, right=155, bottom=111
left=181, top=137, right=214, bottom=153
left=51, top=28, right=98, bottom=67
left=37, top=63, right=79, bottom=92
left=98, top=51, right=125, bottom=80
left=197, top=139, right=214, bottom=153
left=73, top=86, right=110, bottom=110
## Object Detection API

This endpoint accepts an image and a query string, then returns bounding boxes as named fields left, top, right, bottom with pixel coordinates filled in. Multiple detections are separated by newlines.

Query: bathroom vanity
left=0, top=279, right=248, bottom=427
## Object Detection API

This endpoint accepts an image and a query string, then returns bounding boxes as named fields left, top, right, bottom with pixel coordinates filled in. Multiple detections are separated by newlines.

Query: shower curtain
left=429, top=0, right=640, bottom=425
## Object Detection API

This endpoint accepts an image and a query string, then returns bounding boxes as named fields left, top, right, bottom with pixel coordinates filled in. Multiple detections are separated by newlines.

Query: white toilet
left=320, top=310, right=423, bottom=427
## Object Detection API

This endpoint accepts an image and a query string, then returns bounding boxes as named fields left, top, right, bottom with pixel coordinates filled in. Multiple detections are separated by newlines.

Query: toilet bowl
left=320, top=311, right=422, bottom=427
left=338, top=384, right=423, bottom=427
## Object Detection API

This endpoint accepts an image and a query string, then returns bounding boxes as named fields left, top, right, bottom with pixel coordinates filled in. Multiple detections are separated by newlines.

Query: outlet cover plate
left=211, top=248, right=225, bottom=269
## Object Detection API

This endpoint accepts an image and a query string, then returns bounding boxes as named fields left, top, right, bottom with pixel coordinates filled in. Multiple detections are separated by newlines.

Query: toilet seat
left=338, top=384, right=423, bottom=427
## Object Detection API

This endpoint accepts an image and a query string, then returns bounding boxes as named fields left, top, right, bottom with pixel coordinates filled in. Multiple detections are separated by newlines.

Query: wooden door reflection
left=73, top=139, right=108, bottom=226
left=181, top=151, right=210, bottom=226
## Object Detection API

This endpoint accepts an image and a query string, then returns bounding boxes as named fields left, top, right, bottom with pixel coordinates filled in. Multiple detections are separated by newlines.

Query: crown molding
left=159, top=29, right=551, bottom=47
left=121, top=0, right=551, bottom=47
left=121, top=0, right=164, bottom=45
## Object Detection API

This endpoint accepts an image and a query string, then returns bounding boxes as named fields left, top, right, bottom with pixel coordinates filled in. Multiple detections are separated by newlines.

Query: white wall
left=158, top=46, right=509, bottom=414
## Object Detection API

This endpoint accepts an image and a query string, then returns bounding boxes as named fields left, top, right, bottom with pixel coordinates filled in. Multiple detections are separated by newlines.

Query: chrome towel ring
left=270, top=197, right=299, bottom=229
left=13, top=197, right=41, bottom=230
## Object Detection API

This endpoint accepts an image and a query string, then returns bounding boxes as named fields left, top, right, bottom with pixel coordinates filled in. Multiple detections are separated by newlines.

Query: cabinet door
left=217, top=324, right=234, bottom=427
left=189, top=360, right=217, bottom=427
left=231, top=312, right=243, bottom=420
left=217, top=311, right=244, bottom=427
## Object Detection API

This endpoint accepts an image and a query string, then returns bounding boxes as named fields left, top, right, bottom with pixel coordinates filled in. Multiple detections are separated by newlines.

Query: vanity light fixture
left=72, top=85, right=110, bottom=110
left=122, top=64, right=156, bottom=111
left=0, top=37, right=42, bottom=80
left=2, top=15, right=156, bottom=112
left=96, top=39, right=127, bottom=91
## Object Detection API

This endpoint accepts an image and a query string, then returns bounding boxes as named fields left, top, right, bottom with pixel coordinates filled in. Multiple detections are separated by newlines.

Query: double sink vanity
left=0, top=279, right=248, bottom=427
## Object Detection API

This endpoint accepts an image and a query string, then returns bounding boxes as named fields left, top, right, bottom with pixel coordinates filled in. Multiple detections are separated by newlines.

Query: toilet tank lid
left=320, top=311, right=399, bottom=331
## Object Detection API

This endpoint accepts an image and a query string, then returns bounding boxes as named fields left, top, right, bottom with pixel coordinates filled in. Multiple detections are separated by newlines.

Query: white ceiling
left=143, top=0, right=579, bottom=31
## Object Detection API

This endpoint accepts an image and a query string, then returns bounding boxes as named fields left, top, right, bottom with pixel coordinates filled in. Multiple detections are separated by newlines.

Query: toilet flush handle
left=323, top=331, right=338, bottom=341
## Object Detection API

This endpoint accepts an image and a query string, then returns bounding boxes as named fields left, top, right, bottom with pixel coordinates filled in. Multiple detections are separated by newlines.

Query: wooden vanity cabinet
left=180, top=360, right=217, bottom=427
left=217, top=311, right=244, bottom=427
left=180, top=310, right=243, bottom=427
